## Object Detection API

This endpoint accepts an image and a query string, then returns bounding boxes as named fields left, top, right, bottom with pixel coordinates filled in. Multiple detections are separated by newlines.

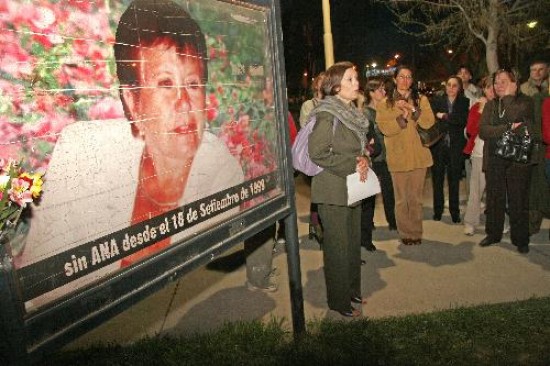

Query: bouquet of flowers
left=0, top=159, right=44, bottom=246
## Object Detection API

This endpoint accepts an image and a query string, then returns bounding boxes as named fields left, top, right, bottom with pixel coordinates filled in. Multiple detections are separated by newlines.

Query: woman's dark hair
left=114, top=0, right=208, bottom=87
left=386, top=65, right=418, bottom=108
left=364, top=77, right=385, bottom=105
left=311, top=71, right=326, bottom=99
left=446, top=75, right=464, bottom=94
left=321, top=61, right=356, bottom=96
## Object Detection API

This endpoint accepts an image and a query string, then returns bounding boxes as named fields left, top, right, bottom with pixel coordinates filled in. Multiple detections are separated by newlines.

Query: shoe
left=451, top=215, right=461, bottom=224
left=401, top=238, right=413, bottom=245
left=363, top=243, right=377, bottom=252
left=351, top=296, right=368, bottom=304
left=479, top=237, right=500, bottom=247
left=517, top=246, right=529, bottom=254
left=463, top=224, right=475, bottom=236
left=246, top=281, right=278, bottom=293
left=433, top=214, right=442, bottom=221
left=336, top=308, right=361, bottom=318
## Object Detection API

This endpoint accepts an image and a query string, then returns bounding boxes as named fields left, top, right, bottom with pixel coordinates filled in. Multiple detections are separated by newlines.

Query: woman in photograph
left=309, top=61, right=370, bottom=318
left=16, top=0, right=245, bottom=309
left=375, top=65, right=435, bottom=245
left=479, top=68, right=534, bottom=253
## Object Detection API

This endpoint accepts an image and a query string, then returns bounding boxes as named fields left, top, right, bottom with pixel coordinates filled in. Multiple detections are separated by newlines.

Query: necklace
left=498, top=99, right=506, bottom=118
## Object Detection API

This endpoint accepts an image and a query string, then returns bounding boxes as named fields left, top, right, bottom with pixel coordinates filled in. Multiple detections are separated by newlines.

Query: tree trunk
left=486, top=0, right=500, bottom=74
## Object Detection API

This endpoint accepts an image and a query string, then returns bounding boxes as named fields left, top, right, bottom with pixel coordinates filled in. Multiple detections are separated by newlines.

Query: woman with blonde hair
left=462, top=76, right=495, bottom=235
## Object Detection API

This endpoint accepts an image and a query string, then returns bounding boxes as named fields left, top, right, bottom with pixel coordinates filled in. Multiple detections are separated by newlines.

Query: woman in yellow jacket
left=375, top=65, right=435, bottom=244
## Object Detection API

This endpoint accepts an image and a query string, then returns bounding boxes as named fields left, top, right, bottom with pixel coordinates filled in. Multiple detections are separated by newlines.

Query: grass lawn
left=42, top=296, right=550, bottom=365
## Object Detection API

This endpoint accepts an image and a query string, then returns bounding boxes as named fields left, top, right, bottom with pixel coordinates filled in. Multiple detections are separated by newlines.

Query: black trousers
left=430, top=140, right=464, bottom=219
left=372, top=161, right=396, bottom=228
left=485, top=157, right=532, bottom=247
left=361, top=195, right=375, bottom=247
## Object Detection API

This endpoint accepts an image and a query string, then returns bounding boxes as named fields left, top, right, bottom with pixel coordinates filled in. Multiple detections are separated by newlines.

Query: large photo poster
left=0, top=0, right=283, bottom=312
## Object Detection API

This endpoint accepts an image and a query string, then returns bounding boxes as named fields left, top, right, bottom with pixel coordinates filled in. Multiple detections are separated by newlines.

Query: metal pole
left=283, top=210, right=305, bottom=337
left=322, top=0, right=334, bottom=68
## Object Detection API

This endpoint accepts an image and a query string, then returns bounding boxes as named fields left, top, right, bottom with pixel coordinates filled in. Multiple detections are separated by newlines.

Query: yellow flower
left=20, top=172, right=44, bottom=199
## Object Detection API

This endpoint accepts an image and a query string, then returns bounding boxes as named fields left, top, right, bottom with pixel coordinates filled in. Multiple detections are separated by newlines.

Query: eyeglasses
left=397, top=75, right=413, bottom=80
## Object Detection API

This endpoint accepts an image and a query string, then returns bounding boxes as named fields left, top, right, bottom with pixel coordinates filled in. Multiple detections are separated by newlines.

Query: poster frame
left=0, top=0, right=302, bottom=363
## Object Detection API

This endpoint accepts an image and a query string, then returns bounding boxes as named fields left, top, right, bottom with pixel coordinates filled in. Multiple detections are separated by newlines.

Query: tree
left=375, top=0, right=550, bottom=74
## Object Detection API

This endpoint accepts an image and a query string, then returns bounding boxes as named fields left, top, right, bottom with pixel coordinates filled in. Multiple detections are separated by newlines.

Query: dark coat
left=479, top=94, right=535, bottom=172
left=429, top=94, right=469, bottom=154
left=309, top=110, right=363, bottom=206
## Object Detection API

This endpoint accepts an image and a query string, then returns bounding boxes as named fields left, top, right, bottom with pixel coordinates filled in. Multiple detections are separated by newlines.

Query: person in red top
left=288, top=112, right=298, bottom=145
left=538, top=89, right=550, bottom=241
left=462, top=76, right=494, bottom=235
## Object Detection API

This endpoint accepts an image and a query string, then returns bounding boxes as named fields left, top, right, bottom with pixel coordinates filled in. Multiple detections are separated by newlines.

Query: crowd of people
left=294, top=59, right=550, bottom=318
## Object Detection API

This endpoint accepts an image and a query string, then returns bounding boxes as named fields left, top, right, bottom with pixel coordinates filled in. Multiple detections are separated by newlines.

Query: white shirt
left=17, top=119, right=244, bottom=310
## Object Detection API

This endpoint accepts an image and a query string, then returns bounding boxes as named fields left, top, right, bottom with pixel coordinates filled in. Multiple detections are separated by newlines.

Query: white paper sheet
left=346, top=170, right=381, bottom=206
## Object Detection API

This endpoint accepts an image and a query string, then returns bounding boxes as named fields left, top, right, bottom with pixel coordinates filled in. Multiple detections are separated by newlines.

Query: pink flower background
left=0, top=0, right=278, bottom=180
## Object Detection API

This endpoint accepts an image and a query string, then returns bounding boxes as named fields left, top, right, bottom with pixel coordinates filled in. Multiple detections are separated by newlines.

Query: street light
left=527, top=20, right=538, bottom=29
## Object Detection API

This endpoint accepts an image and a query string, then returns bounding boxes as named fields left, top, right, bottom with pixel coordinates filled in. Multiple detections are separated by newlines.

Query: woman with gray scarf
left=309, top=62, right=370, bottom=318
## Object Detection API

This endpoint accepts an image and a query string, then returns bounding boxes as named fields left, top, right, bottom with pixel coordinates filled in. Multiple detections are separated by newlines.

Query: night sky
left=280, top=0, right=417, bottom=93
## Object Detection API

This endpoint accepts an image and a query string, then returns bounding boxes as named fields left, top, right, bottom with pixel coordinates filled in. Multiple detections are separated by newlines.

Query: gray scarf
left=310, top=95, right=370, bottom=154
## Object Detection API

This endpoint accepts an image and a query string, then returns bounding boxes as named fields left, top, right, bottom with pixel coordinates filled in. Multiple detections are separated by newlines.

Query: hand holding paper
left=347, top=170, right=381, bottom=206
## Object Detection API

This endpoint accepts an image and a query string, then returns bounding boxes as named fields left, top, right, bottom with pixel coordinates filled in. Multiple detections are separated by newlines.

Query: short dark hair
left=322, top=61, right=356, bottom=96
left=447, top=75, right=463, bottom=92
left=529, top=59, right=548, bottom=67
left=457, top=65, right=473, bottom=77
left=114, top=0, right=208, bottom=86
left=394, top=65, right=414, bottom=79
left=364, top=77, right=385, bottom=105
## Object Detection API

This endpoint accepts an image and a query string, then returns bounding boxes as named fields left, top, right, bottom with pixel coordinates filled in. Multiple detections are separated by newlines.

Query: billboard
left=0, top=0, right=288, bottom=317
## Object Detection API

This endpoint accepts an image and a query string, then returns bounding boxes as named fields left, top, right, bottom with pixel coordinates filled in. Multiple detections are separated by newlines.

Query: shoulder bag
left=291, top=115, right=338, bottom=176
left=494, top=124, right=535, bottom=164
left=417, top=121, right=444, bottom=147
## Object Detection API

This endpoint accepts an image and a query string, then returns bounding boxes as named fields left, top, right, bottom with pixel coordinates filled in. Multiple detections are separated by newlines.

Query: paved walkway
left=66, top=174, right=550, bottom=349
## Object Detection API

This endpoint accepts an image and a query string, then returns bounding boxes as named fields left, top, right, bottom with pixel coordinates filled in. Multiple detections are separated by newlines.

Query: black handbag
left=417, top=121, right=444, bottom=147
left=494, top=125, right=534, bottom=164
